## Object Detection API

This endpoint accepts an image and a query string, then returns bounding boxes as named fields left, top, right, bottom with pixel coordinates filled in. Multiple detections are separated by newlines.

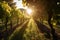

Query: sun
left=26, top=8, right=32, bottom=15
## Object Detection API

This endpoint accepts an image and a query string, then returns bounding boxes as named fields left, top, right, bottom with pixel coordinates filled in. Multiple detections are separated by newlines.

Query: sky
left=13, top=0, right=23, bottom=8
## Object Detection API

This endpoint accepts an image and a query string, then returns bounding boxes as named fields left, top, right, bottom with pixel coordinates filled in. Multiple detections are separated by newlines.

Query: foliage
left=22, top=0, right=27, bottom=6
left=0, top=1, right=11, bottom=19
left=10, top=8, right=23, bottom=19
